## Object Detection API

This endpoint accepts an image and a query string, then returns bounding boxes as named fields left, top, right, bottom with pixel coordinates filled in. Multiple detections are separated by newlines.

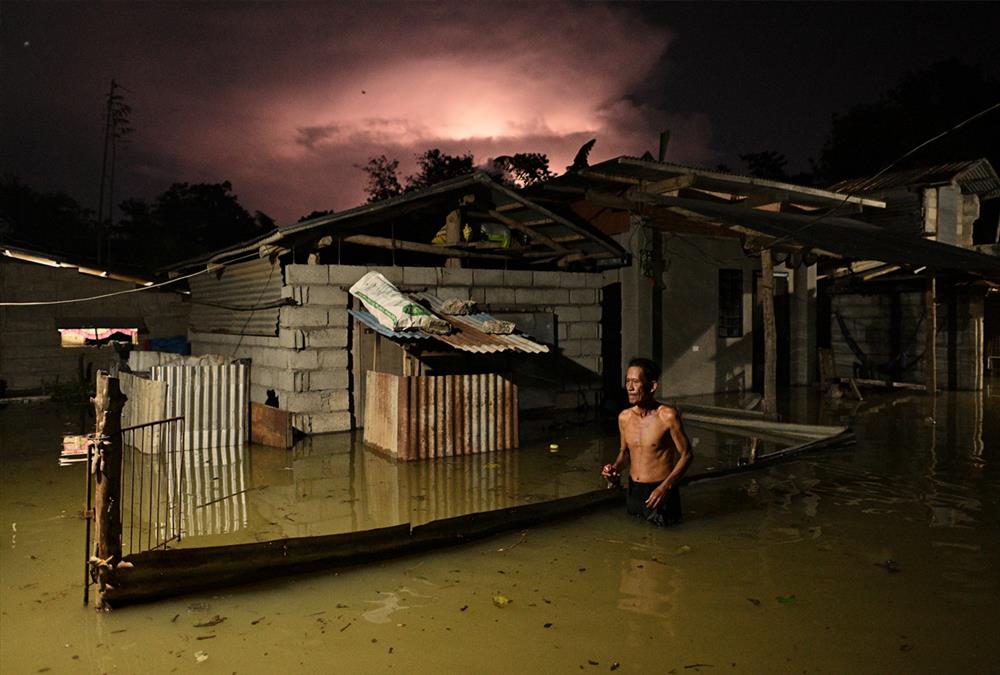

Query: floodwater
left=1, top=384, right=998, bottom=673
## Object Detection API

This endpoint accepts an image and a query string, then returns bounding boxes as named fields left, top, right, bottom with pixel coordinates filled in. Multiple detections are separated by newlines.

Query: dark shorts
left=626, top=480, right=682, bottom=527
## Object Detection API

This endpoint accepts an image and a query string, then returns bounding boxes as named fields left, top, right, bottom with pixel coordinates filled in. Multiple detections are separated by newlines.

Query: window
left=59, top=327, right=138, bottom=348
left=718, top=269, right=743, bottom=338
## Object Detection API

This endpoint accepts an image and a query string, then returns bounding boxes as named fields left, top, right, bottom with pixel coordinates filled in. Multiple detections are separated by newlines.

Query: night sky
left=2, top=1, right=997, bottom=225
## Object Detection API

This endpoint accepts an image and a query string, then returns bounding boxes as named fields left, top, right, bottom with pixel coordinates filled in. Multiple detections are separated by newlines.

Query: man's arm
left=603, top=411, right=631, bottom=482
left=644, top=407, right=693, bottom=509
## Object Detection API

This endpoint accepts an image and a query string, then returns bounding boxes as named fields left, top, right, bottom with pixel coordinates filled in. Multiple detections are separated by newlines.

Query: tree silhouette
left=817, top=60, right=1000, bottom=182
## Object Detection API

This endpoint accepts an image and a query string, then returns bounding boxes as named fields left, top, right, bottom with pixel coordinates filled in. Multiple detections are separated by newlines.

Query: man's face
left=625, top=366, right=656, bottom=405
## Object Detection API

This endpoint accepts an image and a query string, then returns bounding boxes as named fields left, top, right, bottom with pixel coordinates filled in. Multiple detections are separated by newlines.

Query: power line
left=0, top=250, right=263, bottom=307
left=761, top=100, right=1000, bottom=252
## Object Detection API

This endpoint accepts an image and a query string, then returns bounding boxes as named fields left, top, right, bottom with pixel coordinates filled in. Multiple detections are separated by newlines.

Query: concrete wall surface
left=191, top=263, right=615, bottom=435
left=0, top=259, right=190, bottom=392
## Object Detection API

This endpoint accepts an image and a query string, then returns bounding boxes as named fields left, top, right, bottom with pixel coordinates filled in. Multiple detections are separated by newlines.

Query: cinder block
left=515, top=287, right=569, bottom=305
left=472, top=269, right=505, bottom=286
left=485, top=287, right=516, bottom=305
left=569, top=288, right=597, bottom=305
left=252, top=366, right=277, bottom=388
left=579, top=305, right=602, bottom=321
left=283, top=391, right=325, bottom=413
left=437, top=268, right=473, bottom=286
left=245, top=346, right=287, bottom=369
left=306, top=286, right=349, bottom=306
left=307, top=412, right=352, bottom=434
left=532, top=271, right=562, bottom=287
left=278, top=328, right=306, bottom=349
left=435, top=286, right=470, bottom=300
left=470, top=288, right=487, bottom=304
left=568, top=322, right=600, bottom=339
left=561, top=339, right=584, bottom=356
left=504, top=270, right=533, bottom=286
left=285, top=264, right=329, bottom=285
left=402, top=267, right=438, bottom=286
left=557, top=323, right=569, bottom=341
left=310, top=368, right=350, bottom=391
left=287, top=349, right=320, bottom=370
left=319, top=349, right=349, bottom=369
left=327, top=308, right=350, bottom=328
left=328, top=265, right=371, bottom=285
left=556, top=305, right=581, bottom=322
left=322, top=390, right=351, bottom=411
left=277, top=370, right=309, bottom=393
left=559, top=273, right=588, bottom=288
left=578, top=338, right=602, bottom=355
left=368, top=266, right=403, bottom=285
left=280, top=306, right=329, bottom=328
left=306, top=328, right=348, bottom=348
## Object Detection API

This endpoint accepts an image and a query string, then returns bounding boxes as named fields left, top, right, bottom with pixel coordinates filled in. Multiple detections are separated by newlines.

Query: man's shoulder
left=656, top=404, right=680, bottom=422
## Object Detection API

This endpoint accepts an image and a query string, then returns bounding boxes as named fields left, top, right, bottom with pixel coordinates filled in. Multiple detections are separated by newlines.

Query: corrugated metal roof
left=348, top=298, right=550, bottom=354
left=647, top=194, right=1000, bottom=277
left=552, top=156, right=885, bottom=209
left=189, top=258, right=283, bottom=336
left=829, top=158, right=1000, bottom=199
left=168, top=172, right=628, bottom=273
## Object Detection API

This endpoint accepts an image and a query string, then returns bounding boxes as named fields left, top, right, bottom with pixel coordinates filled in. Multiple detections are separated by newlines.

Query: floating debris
left=747, top=598, right=761, bottom=607
left=776, top=595, right=797, bottom=605
left=193, top=615, right=226, bottom=628
left=194, top=651, right=209, bottom=663
left=876, top=559, right=901, bottom=573
left=492, top=592, right=511, bottom=608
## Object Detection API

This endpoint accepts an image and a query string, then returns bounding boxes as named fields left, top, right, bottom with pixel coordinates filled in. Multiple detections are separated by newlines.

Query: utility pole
left=96, top=79, right=132, bottom=265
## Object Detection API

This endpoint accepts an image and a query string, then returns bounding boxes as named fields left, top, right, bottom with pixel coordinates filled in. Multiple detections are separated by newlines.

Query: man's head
left=625, top=357, right=661, bottom=406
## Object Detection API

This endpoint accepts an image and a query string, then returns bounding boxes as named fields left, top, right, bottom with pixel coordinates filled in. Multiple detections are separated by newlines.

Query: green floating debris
left=676, top=544, right=692, bottom=554
left=776, top=594, right=797, bottom=605
left=492, top=592, right=511, bottom=608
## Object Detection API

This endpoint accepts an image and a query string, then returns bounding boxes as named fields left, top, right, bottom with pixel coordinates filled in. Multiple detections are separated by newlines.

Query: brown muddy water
left=1, top=385, right=998, bottom=674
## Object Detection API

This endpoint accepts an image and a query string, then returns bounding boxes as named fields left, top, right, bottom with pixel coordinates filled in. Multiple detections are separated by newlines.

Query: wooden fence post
left=926, top=274, right=937, bottom=395
left=91, top=371, right=127, bottom=608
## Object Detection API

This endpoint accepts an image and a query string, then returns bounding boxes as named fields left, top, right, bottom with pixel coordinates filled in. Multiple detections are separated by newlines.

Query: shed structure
left=168, top=173, right=628, bottom=437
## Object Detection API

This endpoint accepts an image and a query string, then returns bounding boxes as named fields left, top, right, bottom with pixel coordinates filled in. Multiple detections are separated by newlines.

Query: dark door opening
left=600, top=282, right=623, bottom=411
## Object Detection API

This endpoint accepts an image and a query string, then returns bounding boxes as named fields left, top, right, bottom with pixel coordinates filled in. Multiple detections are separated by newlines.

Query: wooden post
left=760, top=249, right=778, bottom=418
left=92, top=371, right=127, bottom=608
left=926, top=274, right=937, bottom=394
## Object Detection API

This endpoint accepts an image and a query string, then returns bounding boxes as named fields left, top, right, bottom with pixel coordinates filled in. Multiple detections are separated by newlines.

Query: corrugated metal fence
left=364, top=371, right=519, bottom=460
left=150, top=362, right=249, bottom=451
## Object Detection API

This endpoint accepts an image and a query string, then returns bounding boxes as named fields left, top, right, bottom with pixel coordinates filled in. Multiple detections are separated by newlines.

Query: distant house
left=823, top=158, right=1000, bottom=389
left=0, top=244, right=190, bottom=395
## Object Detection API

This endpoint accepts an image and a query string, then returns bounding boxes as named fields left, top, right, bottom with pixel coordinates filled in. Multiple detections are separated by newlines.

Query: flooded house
left=0, top=243, right=189, bottom=396
left=166, top=172, right=629, bottom=442
left=822, top=159, right=1000, bottom=390
left=518, top=155, right=1000, bottom=407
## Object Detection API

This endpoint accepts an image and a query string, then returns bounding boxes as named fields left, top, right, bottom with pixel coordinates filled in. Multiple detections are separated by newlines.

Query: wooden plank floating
left=100, top=489, right=621, bottom=608
left=364, top=371, right=519, bottom=460
left=250, top=402, right=293, bottom=449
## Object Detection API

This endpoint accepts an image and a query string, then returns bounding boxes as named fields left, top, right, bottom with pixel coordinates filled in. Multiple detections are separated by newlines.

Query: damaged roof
left=168, top=172, right=628, bottom=273
left=829, top=158, right=1000, bottom=199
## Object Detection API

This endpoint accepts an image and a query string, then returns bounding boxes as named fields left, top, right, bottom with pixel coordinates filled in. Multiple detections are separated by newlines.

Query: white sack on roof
left=349, top=271, right=450, bottom=334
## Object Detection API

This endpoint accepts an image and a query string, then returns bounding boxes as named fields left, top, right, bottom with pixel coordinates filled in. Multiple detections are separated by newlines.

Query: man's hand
left=645, top=482, right=671, bottom=509
left=601, top=463, right=621, bottom=486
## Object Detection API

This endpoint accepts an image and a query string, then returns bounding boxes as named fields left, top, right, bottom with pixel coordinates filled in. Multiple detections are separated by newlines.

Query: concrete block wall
left=1, top=260, right=190, bottom=393
left=191, top=263, right=614, bottom=435
left=831, top=291, right=984, bottom=390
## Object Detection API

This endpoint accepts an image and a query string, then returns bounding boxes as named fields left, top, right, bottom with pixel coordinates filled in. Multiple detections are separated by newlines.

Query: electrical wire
left=761, top=100, right=1000, bottom=252
left=0, top=249, right=263, bottom=307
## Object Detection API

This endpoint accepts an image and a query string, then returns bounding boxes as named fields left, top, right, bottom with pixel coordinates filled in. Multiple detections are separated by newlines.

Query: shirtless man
left=601, top=358, right=693, bottom=526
